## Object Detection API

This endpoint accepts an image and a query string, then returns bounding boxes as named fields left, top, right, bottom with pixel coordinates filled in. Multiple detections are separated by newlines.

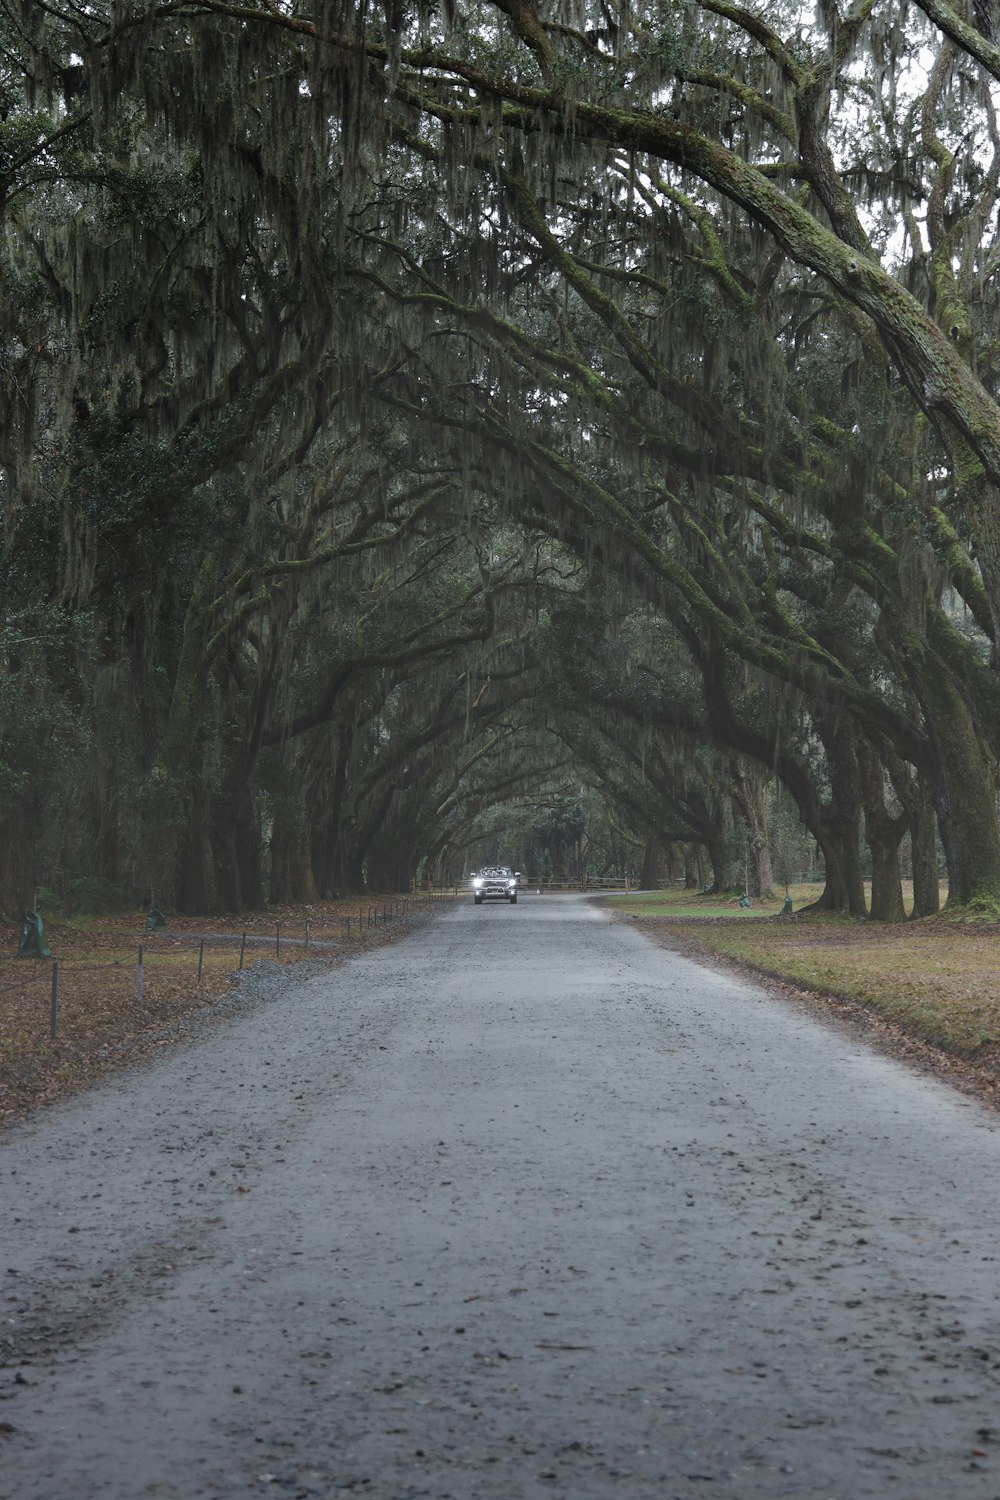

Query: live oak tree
left=5, top=0, right=1000, bottom=913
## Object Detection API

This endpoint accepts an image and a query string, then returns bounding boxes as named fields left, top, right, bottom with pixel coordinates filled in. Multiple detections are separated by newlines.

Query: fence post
left=345, top=916, right=351, bottom=937
left=305, top=918, right=310, bottom=949
left=198, top=939, right=205, bottom=982
left=275, top=922, right=281, bottom=957
left=50, top=960, right=59, bottom=1039
left=239, top=932, right=246, bottom=969
left=137, top=943, right=144, bottom=1004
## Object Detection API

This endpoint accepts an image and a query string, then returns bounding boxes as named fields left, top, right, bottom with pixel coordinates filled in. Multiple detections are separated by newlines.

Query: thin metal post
left=275, top=922, right=281, bottom=957
left=50, top=961, right=59, bottom=1039
left=239, top=932, right=246, bottom=969
left=305, top=918, right=310, bottom=949
left=137, top=943, right=144, bottom=1004
left=197, top=939, right=205, bottom=982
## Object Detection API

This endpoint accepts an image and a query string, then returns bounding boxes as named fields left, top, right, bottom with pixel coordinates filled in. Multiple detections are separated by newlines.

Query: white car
left=472, top=866, right=519, bottom=904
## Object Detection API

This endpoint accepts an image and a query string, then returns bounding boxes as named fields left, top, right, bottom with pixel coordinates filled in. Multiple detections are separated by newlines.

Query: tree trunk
left=639, top=834, right=660, bottom=889
left=211, top=808, right=243, bottom=913
left=913, top=657, right=1000, bottom=908
left=867, top=828, right=906, bottom=923
left=730, top=759, right=776, bottom=899
left=909, top=781, right=942, bottom=918
left=237, top=799, right=265, bottom=910
left=291, top=837, right=320, bottom=902
left=175, top=790, right=214, bottom=914
left=807, top=824, right=865, bottom=915
left=888, top=758, right=941, bottom=918
left=858, top=743, right=906, bottom=923
left=805, top=723, right=867, bottom=917
left=705, top=823, right=735, bottom=892
left=269, top=804, right=294, bottom=905
left=683, top=844, right=700, bottom=888
left=210, top=786, right=264, bottom=912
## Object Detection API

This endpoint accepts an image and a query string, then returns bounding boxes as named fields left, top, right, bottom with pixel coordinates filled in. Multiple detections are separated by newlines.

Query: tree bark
left=909, top=780, right=942, bottom=918
left=803, top=726, right=867, bottom=917
left=730, top=759, right=776, bottom=899
left=903, top=645, right=1000, bottom=908
left=639, top=835, right=660, bottom=890
left=858, top=743, right=906, bottom=923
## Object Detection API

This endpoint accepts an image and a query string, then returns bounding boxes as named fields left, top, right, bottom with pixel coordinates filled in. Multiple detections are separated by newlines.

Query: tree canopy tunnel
left=3, top=0, right=997, bottom=913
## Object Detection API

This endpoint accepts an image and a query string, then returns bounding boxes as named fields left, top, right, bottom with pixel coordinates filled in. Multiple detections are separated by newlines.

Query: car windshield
left=480, top=867, right=511, bottom=877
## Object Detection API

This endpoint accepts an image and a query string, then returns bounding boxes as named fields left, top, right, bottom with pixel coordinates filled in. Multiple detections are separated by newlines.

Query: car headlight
left=473, top=878, right=483, bottom=888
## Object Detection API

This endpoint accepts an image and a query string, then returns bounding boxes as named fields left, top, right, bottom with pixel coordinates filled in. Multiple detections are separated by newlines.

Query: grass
left=607, top=883, right=1000, bottom=1075
left=611, top=880, right=920, bottom=919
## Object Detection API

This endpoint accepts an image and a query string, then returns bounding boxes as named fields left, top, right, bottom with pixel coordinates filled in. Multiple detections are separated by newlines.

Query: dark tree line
left=3, top=0, right=1000, bottom=914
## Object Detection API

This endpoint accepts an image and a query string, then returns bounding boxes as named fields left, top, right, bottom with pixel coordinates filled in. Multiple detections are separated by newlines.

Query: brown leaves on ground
left=0, top=897, right=431, bottom=1125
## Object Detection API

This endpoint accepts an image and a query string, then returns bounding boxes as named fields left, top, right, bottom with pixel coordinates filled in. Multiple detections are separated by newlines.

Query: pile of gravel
left=129, top=956, right=344, bottom=1057
left=226, top=956, right=342, bottom=1004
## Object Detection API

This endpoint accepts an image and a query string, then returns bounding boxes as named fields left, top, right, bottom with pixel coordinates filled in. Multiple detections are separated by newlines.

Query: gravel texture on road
left=3, top=894, right=1000, bottom=1499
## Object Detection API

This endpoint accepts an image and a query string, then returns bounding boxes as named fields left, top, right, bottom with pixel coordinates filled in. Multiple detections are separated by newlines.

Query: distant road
left=3, top=893, right=1000, bottom=1499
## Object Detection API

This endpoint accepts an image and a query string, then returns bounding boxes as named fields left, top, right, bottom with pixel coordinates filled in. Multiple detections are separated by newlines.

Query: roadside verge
left=0, top=896, right=439, bottom=1124
left=603, top=899, right=1000, bottom=1113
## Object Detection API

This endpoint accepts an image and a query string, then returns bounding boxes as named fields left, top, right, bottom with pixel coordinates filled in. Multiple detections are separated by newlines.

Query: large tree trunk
left=809, top=824, right=865, bottom=915
left=344, top=783, right=398, bottom=892
left=730, top=759, right=776, bottom=899
left=683, top=844, right=700, bottom=888
left=269, top=804, right=294, bottom=905
left=806, top=724, right=867, bottom=917
left=210, top=806, right=243, bottom=914
left=237, top=800, right=265, bottom=910
left=210, top=785, right=264, bottom=912
left=291, top=836, right=320, bottom=902
left=270, top=797, right=321, bottom=904
left=175, top=789, right=214, bottom=914
left=704, top=821, right=736, bottom=892
left=912, top=658, right=1000, bottom=908
left=909, top=780, right=942, bottom=918
left=888, top=758, right=941, bottom=918
left=858, top=743, right=906, bottom=923
left=639, top=834, right=660, bottom=889
left=867, top=826, right=906, bottom=923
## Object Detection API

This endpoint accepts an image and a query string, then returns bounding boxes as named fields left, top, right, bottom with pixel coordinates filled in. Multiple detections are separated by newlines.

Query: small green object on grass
left=17, top=911, right=51, bottom=958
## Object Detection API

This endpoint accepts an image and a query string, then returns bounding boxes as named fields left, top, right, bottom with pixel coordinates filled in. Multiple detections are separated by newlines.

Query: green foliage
left=2, top=0, right=1000, bottom=913
left=67, top=876, right=133, bottom=916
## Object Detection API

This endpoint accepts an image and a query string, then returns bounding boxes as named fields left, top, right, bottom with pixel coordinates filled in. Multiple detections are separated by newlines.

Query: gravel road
left=3, top=894, right=1000, bottom=1500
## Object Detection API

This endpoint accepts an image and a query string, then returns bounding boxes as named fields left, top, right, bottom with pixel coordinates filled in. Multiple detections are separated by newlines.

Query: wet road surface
left=3, top=894, right=1000, bottom=1498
